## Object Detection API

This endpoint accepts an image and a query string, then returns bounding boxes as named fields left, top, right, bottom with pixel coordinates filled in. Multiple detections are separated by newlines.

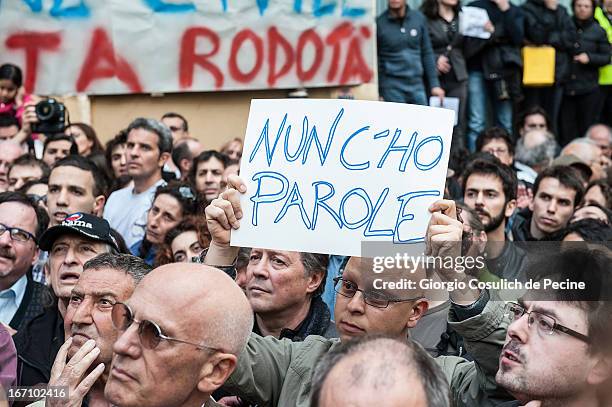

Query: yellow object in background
left=522, top=46, right=556, bottom=86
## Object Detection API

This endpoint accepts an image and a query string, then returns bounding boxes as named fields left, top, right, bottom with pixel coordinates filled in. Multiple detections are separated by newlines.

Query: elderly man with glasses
left=104, top=263, right=253, bottom=407
left=0, top=192, right=48, bottom=332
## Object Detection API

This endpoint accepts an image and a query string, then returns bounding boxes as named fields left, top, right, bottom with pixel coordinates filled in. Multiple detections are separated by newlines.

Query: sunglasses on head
left=111, top=302, right=219, bottom=351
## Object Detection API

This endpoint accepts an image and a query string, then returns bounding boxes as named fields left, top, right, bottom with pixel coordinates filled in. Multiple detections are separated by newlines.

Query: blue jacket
left=377, top=8, right=440, bottom=90
left=130, top=240, right=157, bottom=266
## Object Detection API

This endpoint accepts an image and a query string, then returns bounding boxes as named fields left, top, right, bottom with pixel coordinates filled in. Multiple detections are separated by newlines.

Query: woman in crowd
left=583, top=178, right=611, bottom=209
left=421, top=0, right=467, bottom=150
left=559, top=0, right=611, bottom=146
left=130, top=182, right=198, bottom=265
left=65, top=122, right=104, bottom=157
left=220, top=137, right=243, bottom=161
left=154, top=216, right=210, bottom=266
left=104, top=129, right=131, bottom=193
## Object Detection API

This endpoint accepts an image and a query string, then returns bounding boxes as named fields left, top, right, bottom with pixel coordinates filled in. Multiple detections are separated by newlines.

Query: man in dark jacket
left=0, top=192, right=48, bottom=333
left=377, top=0, right=445, bottom=105
left=13, top=213, right=120, bottom=389
left=246, top=249, right=336, bottom=340
left=510, top=165, right=584, bottom=241
left=465, top=0, right=524, bottom=151
left=522, top=0, right=575, bottom=134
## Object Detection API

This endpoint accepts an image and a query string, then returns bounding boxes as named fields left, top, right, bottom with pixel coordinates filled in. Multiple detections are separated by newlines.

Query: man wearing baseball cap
left=13, top=212, right=121, bottom=388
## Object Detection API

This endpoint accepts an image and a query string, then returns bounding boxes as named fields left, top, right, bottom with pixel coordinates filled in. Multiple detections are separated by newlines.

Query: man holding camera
left=12, top=98, right=68, bottom=160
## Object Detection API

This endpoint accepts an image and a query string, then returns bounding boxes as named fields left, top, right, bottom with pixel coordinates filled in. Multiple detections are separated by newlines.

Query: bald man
left=0, top=141, right=23, bottom=192
left=310, top=336, right=450, bottom=407
left=561, top=138, right=607, bottom=180
left=104, top=263, right=253, bottom=407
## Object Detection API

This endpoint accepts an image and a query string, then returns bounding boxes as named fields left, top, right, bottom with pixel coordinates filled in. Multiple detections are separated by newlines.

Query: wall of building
left=83, top=83, right=377, bottom=148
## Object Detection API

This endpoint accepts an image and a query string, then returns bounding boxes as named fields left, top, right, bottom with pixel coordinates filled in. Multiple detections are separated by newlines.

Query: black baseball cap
left=39, top=212, right=119, bottom=252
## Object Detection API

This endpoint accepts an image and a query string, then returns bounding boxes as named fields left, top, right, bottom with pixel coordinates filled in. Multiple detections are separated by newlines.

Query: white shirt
left=0, top=274, right=28, bottom=325
left=104, top=179, right=166, bottom=248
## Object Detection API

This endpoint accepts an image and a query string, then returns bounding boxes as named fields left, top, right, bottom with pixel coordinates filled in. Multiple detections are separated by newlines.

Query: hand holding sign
left=425, top=199, right=480, bottom=304
left=232, top=99, right=454, bottom=257
left=205, top=175, right=247, bottom=265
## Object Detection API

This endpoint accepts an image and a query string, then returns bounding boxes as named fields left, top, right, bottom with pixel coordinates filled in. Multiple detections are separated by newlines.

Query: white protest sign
left=231, top=99, right=454, bottom=256
left=459, top=6, right=491, bottom=39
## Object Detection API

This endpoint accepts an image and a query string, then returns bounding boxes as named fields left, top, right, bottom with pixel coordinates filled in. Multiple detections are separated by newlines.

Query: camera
left=32, top=98, right=67, bottom=134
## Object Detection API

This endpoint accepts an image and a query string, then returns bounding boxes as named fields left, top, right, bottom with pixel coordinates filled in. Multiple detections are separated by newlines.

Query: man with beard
left=462, top=157, right=526, bottom=280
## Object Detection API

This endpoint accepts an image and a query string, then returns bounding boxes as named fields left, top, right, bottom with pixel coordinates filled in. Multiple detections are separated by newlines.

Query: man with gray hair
left=585, top=124, right=612, bottom=159
left=104, top=118, right=173, bottom=247
left=310, top=335, right=450, bottom=407
left=514, top=129, right=559, bottom=175
left=560, top=137, right=609, bottom=181
left=31, top=254, right=153, bottom=407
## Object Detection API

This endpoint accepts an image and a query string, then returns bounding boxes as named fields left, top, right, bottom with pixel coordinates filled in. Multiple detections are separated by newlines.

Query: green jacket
left=223, top=297, right=513, bottom=407
left=595, top=7, right=612, bottom=85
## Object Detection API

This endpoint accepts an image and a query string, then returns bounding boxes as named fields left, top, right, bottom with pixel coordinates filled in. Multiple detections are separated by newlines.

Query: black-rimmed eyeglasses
left=333, top=277, right=421, bottom=309
left=111, top=302, right=220, bottom=351
left=505, top=302, right=590, bottom=343
left=0, top=223, right=36, bottom=243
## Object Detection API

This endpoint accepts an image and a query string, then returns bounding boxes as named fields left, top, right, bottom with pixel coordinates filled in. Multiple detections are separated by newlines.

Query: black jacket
left=566, top=17, right=611, bottom=95
left=8, top=271, right=45, bottom=333
left=465, top=0, right=525, bottom=78
left=253, top=296, right=337, bottom=341
left=426, top=15, right=468, bottom=82
left=509, top=208, right=536, bottom=242
left=13, top=301, right=64, bottom=389
left=521, top=0, right=576, bottom=84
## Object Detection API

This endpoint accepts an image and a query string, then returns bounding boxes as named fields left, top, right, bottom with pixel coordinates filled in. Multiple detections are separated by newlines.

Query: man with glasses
left=31, top=254, right=152, bottom=407
left=496, top=249, right=611, bottom=406
left=0, top=192, right=48, bottom=332
left=104, top=263, right=253, bottom=407
left=13, top=213, right=120, bottom=388
left=203, top=177, right=512, bottom=406
left=475, top=128, right=538, bottom=202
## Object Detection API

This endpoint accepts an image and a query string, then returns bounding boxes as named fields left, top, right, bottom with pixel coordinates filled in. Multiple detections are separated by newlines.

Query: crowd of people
left=378, top=0, right=612, bottom=151
left=0, top=6, right=611, bottom=404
